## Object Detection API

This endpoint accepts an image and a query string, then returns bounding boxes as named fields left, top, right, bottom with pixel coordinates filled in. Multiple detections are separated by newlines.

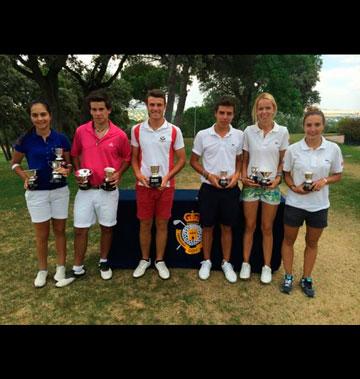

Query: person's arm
left=11, top=150, right=29, bottom=189
left=311, top=173, right=342, bottom=191
left=241, top=150, right=260, bottom=188
left=160, top=147, right=186, bottom=188
left=226, top=154, right=242, bottom=188
left=268, top=149, right=286, bottom=189
left=190, top=152, right=222, bottom=188
left=131, top=146, right=149, bottom=187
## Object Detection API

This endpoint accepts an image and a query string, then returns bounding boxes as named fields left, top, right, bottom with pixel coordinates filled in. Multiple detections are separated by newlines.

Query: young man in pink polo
left=60, top=90, right=131, bottom=285
left=131, top=89, right=186, bottom=280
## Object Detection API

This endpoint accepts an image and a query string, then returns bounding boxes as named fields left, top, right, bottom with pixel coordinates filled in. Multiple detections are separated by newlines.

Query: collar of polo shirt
left=209, top=124, right=233, bottom=136
left=255, top=122, right=280, bottom=133
left=300, top=136, right=327, bottom=150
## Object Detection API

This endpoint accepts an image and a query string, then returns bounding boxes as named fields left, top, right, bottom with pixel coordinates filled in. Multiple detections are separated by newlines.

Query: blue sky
left=186, top=55, right=360, bottom=111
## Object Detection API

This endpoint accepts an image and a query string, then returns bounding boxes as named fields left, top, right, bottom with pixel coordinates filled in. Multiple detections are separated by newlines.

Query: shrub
left=338, top=118, right=360, bottom=145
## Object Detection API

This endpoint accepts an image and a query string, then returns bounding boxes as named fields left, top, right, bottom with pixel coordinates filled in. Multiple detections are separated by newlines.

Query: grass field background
left=0, top=134, right=359, bottom=324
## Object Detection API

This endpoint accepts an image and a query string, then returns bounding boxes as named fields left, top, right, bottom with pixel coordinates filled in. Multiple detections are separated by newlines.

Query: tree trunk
left=173, top=61, right=191, bottom=127
left=165, top=55, right=178, bottom=122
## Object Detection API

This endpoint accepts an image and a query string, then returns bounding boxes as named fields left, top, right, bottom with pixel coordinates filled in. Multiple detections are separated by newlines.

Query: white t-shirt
left=131, top=120, right=184, bottom=187
left=243, top=122, right=289, bottom=179
left=192, top=124, right=244, bottom=184
left=283, top=137, right=343, bottom=212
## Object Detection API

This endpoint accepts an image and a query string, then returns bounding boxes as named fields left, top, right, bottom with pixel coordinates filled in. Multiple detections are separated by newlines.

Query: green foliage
left=121, top=61, right=167, bottom=102
left=338, top=118, right=360, bottom=145
left=325, top=119, right=339, bottom=134
left=275, top=112, right=303, bottom=133
left=181, top=106, right=215, bottom=137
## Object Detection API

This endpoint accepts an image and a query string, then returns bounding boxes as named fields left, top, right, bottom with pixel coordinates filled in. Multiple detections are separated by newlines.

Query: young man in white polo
left=190, top=96, right=244, bottom=283
left=131, top=89, right=186, bottom=280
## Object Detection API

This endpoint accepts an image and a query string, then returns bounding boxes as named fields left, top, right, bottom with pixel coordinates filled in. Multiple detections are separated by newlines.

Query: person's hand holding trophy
left=49, top=148, right=68, bottom=183
left=101, top=167, right=117, bottom=191
left=149, top=165, right=162, bottom=188
left=23, top=169, right=38, bottom=190
left=75, top=168, right=93, bottom=190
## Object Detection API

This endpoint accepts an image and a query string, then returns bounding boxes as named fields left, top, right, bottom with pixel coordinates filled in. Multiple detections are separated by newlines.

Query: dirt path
left=325, top=135, right=344, bottom=143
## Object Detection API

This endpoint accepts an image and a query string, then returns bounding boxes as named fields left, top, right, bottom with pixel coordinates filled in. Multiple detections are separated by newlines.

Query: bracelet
left=323, top=177, right=328, bottom=184
left=276, top=172, right=283, bottom=177
left=202, top=170, right=209, bottom=180
left=290, top=184, right=296, bottom=190
left=11, top=163, right=20, bottom=171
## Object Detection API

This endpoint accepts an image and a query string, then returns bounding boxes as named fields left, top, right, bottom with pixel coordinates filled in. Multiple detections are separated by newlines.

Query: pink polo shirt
left=71, top=121, right=131, bottom=186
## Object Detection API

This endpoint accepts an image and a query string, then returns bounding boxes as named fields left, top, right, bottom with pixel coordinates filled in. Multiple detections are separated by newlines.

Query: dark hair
left=86, top=89, right=112, bottom=110
left=15, top=99, right=52, bottom=145
left=214, top=96, right=236, bottom=113
left=303, top=106, right=326, bottom=126
left=145, top=89, right=167, bottom=105
left=28, top=99, right=52, bottom=115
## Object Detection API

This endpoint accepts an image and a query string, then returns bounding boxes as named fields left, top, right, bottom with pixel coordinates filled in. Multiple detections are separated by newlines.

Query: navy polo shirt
left=14, top=129, right=71, bottom=190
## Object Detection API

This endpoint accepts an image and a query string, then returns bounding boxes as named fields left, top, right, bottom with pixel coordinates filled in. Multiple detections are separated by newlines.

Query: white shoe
left=239, top=262, right=251, bottom=280
left=54, top=265, right=66, bottom=282
left=199, top=260, right=212, bottom=280
left=155, top=261, right=170, bottom=280
left=260, top=265, right=272, bottom=284
left=34, top=270, right=48, bottom=288
left=99, top=261, right=112, bottom=280
left=221, top=261, right=237, bottom=283
left=55, top=277, right=76, bottom=288
left=133, top=259, right=151, bottom=278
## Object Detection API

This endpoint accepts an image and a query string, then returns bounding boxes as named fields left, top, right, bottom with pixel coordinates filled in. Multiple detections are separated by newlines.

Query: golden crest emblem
left=173, top=211, right=202, bottom=255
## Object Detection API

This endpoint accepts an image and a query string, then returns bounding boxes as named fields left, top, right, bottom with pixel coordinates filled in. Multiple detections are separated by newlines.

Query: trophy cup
left=75, top=168, right=92, bottom=190
left=259, top=169, right=272, bottom=187
left=149, top=165, right=162, bottom=188
left=303, top=171, right=314, bottom=191
left=24, top=169, right=38, bottom=190
left=50, top=147, right=65, bottom=184
left=249, top=166, right=259, bottom=183
left=218, top=171, right=229, bottom=188
left=101, top=167, right=116, bottom=191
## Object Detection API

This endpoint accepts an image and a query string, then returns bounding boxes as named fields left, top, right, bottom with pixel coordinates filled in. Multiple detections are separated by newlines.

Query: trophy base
left=101, top=182, right=117, bottom=191
left=149, top=176, right=162, bottom=188
left=249, top=176, right=258, bottom=183
left=27, top=184, right=38, bottom=191
left=260, top=180, right=271, bottom=187
left=79, top=183, right=91, bottom=190
left=218, top=179, right=228, bottom=188
left=303, top=183, right=313, bottom=192
left=50, top=177, right=63, bottom=184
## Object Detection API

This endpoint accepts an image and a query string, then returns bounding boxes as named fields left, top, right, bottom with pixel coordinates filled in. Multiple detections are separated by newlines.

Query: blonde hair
left=303, top=106, right=326, bottom=126
left=251, top=92, right=277, bottom=123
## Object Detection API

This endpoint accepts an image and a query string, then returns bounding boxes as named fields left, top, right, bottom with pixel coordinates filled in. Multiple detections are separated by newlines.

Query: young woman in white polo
left=11, top=100, right=73, bottom=288
left=240, top=93, right=289, bottom=284
left=281, top=106, right=343, bottom=297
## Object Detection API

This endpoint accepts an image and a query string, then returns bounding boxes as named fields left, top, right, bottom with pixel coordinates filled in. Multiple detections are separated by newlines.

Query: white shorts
left=25, top=186, right=70, bottom=223
left=73, top=188, right=119, bottom=228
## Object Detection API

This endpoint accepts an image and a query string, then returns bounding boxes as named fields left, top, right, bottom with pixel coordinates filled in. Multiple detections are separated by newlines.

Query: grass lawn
left=0, top=135, right=359, bottom=325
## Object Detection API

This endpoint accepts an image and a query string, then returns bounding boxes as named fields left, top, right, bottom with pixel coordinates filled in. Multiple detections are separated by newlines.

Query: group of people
left=11, top=88, right=343, bottom=297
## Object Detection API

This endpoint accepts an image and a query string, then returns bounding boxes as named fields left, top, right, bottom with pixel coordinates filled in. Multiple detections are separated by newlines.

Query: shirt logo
left=108, top=142, right=114, bottom=147
left=159, top=136, right=166, bottom=142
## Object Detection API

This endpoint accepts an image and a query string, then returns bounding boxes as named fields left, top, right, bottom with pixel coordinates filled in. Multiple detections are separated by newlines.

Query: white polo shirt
left=192, top=124, right=244, bottom=185
left=243, top=122, right=289, bottom=179
left=283, top=137, right=343, bottom=212
left=131, top=119, right=184, bottom=187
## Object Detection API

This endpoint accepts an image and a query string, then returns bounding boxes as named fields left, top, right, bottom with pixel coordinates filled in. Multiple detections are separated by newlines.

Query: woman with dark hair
left=11, top=100, right=73, bottom=288
left=280, top=106, right=343, bottom=297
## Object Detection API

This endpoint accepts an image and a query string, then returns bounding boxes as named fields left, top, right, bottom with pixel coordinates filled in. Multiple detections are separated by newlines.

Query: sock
left=73, top=265, right=84, bottom=272
left=99, top=259, right=108, bottom=263
left=155, top=260, right=164, bottom=264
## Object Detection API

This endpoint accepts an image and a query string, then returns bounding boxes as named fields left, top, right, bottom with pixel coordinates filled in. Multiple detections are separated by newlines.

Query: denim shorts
left=242, top=186, right=281, bottom=205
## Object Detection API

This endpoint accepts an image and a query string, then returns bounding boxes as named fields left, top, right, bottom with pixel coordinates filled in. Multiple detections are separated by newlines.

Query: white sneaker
left=55, top=277, right=76, bottom=288
left=133, top=259, right=151, bottom=278
left=99, top=261, right=112, bottom=280
left=54, top=265, right=66, bottom=281
left=199, top=260, right=212, bottom=280
left=239, top=262, right=251, bottom=280
left=221, top=261, right=237, bottom=283
left=260, top=265, right=272, bottom=284
left=155, top=261, right=170, bottom=280
left=34, top=270, right=48, bottom=288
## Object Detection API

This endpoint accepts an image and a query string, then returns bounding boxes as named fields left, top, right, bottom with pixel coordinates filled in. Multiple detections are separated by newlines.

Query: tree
left=11, top=55, right=68, bottom=131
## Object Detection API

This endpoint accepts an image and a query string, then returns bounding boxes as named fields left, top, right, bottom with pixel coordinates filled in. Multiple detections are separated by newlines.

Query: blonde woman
left=240, top=93, right=289, bottom=283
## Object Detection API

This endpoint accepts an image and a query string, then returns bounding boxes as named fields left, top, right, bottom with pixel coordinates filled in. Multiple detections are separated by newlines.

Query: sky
left=185, top=55, right=360, bottom=111
left=78, top=54, right=360, bottom=111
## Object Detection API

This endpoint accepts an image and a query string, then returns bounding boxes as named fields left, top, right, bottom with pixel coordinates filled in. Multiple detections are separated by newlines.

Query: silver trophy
left=259, top=169, right=272, bottom=187
left=218, top=170, right=229, bottom=188
left=24, top=169, right=38, bottom=190
left=149, top=165, right=162, bottom=188
left=101, top=167, right=116, bottom=191
left=249, top=166, right=259, bottom=183
left=303, top=171, right=314, bottom=191
left=75, top=168, right=92, bottom=190
left=50, top=147, right=65, bottom=183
